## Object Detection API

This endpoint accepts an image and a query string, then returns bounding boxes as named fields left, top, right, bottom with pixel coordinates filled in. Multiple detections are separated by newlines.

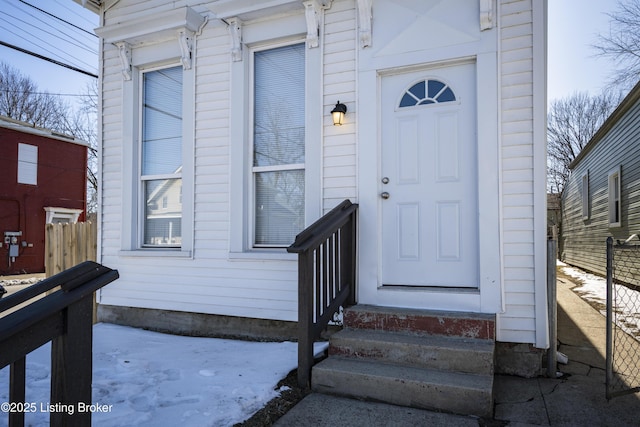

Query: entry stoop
left=311, top=305, right=496, bottom=417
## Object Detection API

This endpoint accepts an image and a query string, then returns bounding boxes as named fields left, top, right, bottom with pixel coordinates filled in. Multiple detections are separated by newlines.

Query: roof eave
left=72, top=0, right=101, bottom=14
left=568, top=80, right=640, bottom=170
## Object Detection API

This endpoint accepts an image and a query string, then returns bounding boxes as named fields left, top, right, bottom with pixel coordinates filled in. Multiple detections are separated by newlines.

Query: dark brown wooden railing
left=287, top=199, right=358, bottom=387
left=0, top=261, right=119, bottom=427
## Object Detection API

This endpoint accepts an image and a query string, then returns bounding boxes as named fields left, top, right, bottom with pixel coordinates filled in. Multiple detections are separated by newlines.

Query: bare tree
left=547, top=91, right=622, bottom=194
left=0, top=61, right=99, bottom=212
left=0, top=62, right=72, bottom=131
left=593, top=0, right=640, bottom=90
left=71, top=80, right=99, bottom=214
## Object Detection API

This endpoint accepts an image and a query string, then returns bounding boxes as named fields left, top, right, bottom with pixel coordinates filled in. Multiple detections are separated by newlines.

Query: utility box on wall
left=5, top=231, right=22, bottom=260
left=0, top=116, right=88, bottom=275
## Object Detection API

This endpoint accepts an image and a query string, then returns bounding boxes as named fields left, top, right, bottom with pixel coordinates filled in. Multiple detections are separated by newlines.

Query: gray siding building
left=562, top=81, right=640, bottom=276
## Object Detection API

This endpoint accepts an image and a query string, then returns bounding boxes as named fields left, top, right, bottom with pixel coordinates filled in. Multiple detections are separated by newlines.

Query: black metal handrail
left=288, top=199, right=358, bottom=387
left=0, top=261, right=119, bottom=427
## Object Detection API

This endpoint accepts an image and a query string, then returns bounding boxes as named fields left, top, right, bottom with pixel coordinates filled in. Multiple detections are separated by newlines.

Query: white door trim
left=357, top=55, right=502, bottom=313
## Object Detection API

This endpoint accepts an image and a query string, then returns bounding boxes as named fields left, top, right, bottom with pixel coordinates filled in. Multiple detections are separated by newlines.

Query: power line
left=0, top=10, right=96, bottom=57
left=7, top=1, right=97, bottom=53
left=0, top=88, right=94, bottom=98
left=19, top=0, right=97, bottom=38
left=0, top=40, right=98, bottom=78
left=0, top=21, right=95, bottom=74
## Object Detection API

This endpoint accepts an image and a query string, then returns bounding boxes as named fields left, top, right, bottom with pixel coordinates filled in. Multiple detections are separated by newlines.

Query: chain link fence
left=606, top=236, right=640, bottom=400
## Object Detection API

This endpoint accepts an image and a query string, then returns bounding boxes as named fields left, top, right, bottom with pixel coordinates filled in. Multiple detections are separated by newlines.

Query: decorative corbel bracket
left=178, top=29, right=194, bottom=70
left=115, top=41, right=132, bottom=80
left=357, top=0, right=372, bottom=48
left=228, top=17, right=242, bottom=62
left=480, top=0, right=494, bottom=31
left=304, top=0, right=321, bottom=48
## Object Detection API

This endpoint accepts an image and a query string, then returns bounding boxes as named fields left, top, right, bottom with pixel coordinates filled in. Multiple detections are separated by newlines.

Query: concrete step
left=344, top=305, right=495, bottom=340
left=312, top=356, right=494, bottom=417
left=329, top=328, right=495, bottom=375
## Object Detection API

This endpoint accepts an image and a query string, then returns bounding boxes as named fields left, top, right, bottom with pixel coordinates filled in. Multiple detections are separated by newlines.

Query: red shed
left=0, top=116, right=88, bottom=275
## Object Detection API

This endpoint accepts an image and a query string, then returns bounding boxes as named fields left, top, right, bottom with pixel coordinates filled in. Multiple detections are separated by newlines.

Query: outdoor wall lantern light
left=331, top=101, right=347, bottom=126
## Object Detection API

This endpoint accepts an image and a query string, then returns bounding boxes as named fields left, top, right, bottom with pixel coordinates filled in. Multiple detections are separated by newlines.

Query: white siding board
left=499, top=330, right=536, bottom=344
left=501, top=83, right=533, bottom=99
left=501, top=10, right=532, bottom=27
left=96, top=0, right=358, bottom=320
left=502, top=156, right=533, bottom=170
left=96, top=0, right=544, bottom=343
left=503, top=193, right=534, bottom=206
left=501, top=36, right=532, bottom=54
left=502, top=106, right=533, bottom=122
left=503, top=206, right=534, bottom=219
left=497, top=0, right=539, bottom=342
left=322, top=2, right=357, bottom=213
left=502, top=120, right=533, bottom=134
left=502, top=74, right=533, bottom=90
left=502, top=133, right=534, bottom=148
left=503, top=244, right=534, bottom=258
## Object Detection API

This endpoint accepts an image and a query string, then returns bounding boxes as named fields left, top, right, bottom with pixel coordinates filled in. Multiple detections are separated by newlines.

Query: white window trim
left=249, top=42, right=307, bottom=249
left=229, top=14, right=321, bottom=258
left=608, top=166, right=622, bottom=228
left=118, top=41, right=194, bottom=257
left=17, top=143, right=38, bottom=185
left=44, top=207, right=83, bottom=224
left=138, top=65, right=184, bottom=249
left=581, top=171, right=589, bottom=220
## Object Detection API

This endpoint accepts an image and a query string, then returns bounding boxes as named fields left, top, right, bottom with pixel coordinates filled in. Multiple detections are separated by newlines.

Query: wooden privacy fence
left=45, top=222, right=97, bottom=277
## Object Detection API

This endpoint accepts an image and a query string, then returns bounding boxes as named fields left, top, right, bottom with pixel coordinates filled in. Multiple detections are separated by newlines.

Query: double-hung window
left=252, top=43, right=306, bottom=247
left=140, top=66, right=183, bottom=247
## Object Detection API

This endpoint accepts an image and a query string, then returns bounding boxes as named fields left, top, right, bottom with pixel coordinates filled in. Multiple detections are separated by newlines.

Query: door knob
left=381, top=192, right=390, bottom=200
left=381, top=177, right=390, bottom=184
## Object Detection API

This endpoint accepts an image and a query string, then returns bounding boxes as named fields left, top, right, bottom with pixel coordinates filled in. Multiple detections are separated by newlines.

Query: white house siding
left=497, top=0, right=547, bottom=346
left=96, top=0, right=547, bottom=346
left=97, top=0, right=359, bottom=322
left=322, top=1, right=357, bottom=211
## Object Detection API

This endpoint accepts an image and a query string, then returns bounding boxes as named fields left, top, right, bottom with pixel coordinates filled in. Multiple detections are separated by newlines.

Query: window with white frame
left=608, top=167, right=621, bottom=227
left=140, top=66, right=183, bottom=247
left=17, top=143, right=37, bottom=185
left=252, top=43, right=306, bottom=247
left=581, top=171, right=589, bottom=220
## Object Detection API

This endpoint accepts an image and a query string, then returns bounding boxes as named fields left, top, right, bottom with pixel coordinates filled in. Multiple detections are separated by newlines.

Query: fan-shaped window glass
left=399, top=79, right=456, bottom=108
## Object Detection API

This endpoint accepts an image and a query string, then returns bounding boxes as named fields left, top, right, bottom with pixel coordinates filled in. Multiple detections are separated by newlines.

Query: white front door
left=381, top=62, right=478, bottom=288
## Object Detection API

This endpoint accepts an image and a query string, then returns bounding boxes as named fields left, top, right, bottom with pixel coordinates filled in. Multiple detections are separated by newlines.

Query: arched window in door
left=399, top=79, right=456, bottom=108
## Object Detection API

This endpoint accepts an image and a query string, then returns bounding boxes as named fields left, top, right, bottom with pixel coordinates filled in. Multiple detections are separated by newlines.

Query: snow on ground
left=559, top=261, right=640, bottom=340
left=0, top=323, right=327, bottom=427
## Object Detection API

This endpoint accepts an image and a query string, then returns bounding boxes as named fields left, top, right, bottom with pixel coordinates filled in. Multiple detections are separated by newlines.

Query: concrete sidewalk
left=275, top=275, right=640, bottom=426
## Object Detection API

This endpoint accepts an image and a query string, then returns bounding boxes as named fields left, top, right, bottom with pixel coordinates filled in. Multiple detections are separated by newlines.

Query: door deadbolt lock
left=381, top=177, right=390, bottom=184
left=381, top=192, right=390, bottom=200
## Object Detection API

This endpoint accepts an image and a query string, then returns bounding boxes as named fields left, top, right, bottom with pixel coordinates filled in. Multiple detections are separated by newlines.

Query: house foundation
left=97, top=304, right=300, bottom=342
left=99, top=304, right=545, bottom=378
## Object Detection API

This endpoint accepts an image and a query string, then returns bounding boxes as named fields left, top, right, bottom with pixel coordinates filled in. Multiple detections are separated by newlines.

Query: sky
left=547, top=0, right=621, bottom=101
left=0, top=0, right=626, bottom=108
left=0, top=0, right=99, bottom=110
